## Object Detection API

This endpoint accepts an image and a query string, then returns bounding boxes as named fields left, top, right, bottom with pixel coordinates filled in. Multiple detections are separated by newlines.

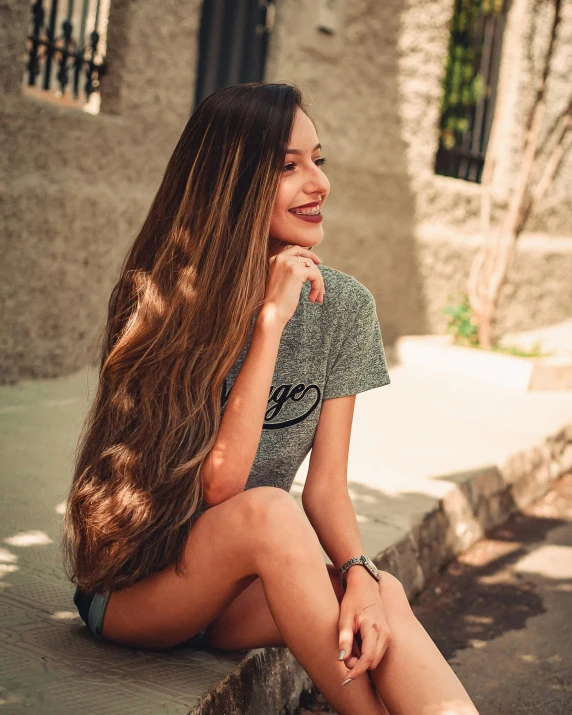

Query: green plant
left=442, top=291, right=480, bottom=347
left=492, top=341, right=546, bottom=358
left=443, top=293, right=553, bottom=357
left=438, top=0, right=506, bottom=151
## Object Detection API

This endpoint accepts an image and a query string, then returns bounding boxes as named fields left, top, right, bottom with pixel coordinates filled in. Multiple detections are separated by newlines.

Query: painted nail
left=341, top=678, right=353, bottom=686
left=337, top=649, right=346, bottom=660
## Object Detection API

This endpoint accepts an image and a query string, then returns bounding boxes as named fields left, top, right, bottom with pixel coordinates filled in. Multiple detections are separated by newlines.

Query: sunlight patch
left=513, top=545, right=572, bottom=580
left=347, top=488, right=377, bottom=504
left=51, top=610, right=81, bottom=621
left=0, top=548, right=18, bottom=563
left=468, top=639, right=488, bottom=648
left=0, top=564, right=19, bottom=575
left=4, top=530, right=53, bottom=547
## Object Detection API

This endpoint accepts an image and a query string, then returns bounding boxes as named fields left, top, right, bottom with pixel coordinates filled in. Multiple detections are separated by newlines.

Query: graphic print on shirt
left=221, top=377, right=322, bottom=430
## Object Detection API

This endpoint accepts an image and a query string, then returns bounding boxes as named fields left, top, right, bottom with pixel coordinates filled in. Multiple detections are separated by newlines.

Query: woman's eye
left=283, top=157, right=327, bottom=172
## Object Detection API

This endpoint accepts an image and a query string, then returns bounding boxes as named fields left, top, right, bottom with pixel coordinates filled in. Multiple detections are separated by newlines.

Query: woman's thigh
left=202, top=562, right=346, bottom=651
left=101, top=486, right=312, bottom=650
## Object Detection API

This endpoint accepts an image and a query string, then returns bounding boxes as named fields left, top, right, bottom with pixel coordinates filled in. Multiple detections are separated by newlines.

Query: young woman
left=63, top=82, right=479, bottom=715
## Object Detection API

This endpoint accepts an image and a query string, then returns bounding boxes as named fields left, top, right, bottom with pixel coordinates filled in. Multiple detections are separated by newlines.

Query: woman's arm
left=202, top=309, right=284, bottom=506
left=305, top=488, right=374, bottom=589
left=302, top=395, right=374, bottom=587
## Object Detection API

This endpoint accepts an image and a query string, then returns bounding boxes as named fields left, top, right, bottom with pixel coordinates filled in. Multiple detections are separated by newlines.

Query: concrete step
left=395, top=331, right=572, bottom=391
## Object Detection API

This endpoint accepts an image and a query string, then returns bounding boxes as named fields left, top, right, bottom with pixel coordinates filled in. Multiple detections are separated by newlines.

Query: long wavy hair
left=62, top=82, right=311, bottom=594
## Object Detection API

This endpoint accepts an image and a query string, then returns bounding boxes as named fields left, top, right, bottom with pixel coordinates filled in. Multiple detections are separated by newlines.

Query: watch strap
left=340, top=555, right=380, bottom=590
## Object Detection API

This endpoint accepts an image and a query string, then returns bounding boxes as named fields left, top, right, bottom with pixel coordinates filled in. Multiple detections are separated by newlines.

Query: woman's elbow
left=201, top=461, right=238, bottom=507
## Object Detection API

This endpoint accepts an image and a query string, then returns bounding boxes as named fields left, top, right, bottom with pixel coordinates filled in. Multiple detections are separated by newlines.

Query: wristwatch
left=339, top=555, right=381, bottom=591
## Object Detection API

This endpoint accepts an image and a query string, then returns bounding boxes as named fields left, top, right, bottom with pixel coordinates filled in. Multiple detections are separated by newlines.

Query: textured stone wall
left=493, top=0, right=572, bottom=233
left=415, top=225, right=572, bottom=336
left=395, top=0, right=572, bottom=233
left=1, top=0, right=570, bottom=384
left=0, top=0, right=202, bottom=384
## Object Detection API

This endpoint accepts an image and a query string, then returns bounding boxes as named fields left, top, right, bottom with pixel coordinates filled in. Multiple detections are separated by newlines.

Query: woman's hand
left=337, top=574, right=392, bottom=685
left=261, top=244, right=325, bottom=327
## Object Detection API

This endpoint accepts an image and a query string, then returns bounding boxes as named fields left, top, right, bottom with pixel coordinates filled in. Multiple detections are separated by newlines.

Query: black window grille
left=25, top=0, right=109, bottom=113
left=193, top=0, right=275, bottom=110
left=435, top=0, right=509, bottom=183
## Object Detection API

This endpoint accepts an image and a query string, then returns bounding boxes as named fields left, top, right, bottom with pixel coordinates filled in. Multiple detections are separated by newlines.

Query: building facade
left=1, top=0, right=570, bottom=384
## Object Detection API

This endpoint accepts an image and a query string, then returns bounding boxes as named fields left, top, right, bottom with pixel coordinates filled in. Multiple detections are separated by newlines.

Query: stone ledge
left=188, top=421, right=572, bottom=714
left=395, top=334, right=572, bottom=391
left=189, top=646, right=311, bottom=715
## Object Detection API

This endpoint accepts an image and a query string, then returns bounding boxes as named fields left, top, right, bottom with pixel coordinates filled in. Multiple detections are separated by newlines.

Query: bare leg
left=203, top=563, right=391, bottom=714
left=368, top=573, right=480, bottom=715
left=202, top=546, right=479, bottom=714
left=250, top=497, right=387, bottom=714
left=101, top=487, right=386, bottom=715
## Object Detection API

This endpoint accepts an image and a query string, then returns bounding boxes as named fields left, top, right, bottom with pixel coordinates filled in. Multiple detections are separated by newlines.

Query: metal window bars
left=25, top=0, right=109, bottom=112
left=435, top=0, right=509, bottom=183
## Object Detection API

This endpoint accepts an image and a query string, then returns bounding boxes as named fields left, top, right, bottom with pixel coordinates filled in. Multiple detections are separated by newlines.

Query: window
left=24, top=0, right=110, bottom=115
left=435, top=0, right=509, bottom=183
left=193, top=0, right=275, bottom=109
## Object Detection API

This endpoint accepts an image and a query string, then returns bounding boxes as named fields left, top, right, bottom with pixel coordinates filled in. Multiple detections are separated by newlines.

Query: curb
left=190, top=421, right=572, bottom=715
left=395, top=335, right=572, bottom=391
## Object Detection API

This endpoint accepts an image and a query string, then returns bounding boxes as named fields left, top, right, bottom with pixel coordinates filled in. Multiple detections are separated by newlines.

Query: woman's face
left=268, top=108, right=330, bottom=257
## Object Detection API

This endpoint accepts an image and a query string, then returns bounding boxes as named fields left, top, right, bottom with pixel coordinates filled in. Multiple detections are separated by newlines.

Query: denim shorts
left=73, top=586, right=209, bottom=648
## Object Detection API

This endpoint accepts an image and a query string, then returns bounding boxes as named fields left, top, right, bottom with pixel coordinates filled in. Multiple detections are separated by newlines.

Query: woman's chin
left=282, top=229, right=324, bottom=247
left=268, top=232, right=323, bottom=256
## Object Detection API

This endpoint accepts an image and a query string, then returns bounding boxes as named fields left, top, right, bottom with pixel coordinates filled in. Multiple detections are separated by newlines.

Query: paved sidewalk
left=1, top=362, right=571, bottom=713
left=411, top=471, right=572, bottom=715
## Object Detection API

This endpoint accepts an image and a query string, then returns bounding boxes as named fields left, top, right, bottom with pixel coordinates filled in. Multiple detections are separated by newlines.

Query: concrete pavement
left=410, top=471, right=572, bottom=715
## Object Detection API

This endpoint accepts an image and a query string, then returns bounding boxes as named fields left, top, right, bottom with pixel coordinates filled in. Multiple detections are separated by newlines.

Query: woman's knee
left=240, top=486, right=320, bottom=557
left=240, top=486, right=302, bottom=524
left=379, top=571, right=414, bottom=620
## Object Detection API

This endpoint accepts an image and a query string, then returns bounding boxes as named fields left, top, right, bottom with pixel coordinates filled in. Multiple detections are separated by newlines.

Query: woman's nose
left=308, top=169, right=329, bottom=195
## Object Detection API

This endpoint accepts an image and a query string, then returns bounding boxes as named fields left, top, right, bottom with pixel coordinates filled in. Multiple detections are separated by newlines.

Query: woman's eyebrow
left=286, top=143, right=321, bottom=155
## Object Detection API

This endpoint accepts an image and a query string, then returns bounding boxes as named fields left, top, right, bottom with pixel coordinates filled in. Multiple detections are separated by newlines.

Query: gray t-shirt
left=191, top=264, right=390, bottom=522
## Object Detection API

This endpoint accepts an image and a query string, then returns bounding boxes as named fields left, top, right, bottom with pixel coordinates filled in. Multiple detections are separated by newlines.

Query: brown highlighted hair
left=62, top=82, right=309, bottom=594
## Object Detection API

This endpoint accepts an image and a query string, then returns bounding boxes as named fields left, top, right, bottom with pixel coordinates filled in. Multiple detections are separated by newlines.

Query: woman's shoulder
left=317, top=264, right=374, bottom=310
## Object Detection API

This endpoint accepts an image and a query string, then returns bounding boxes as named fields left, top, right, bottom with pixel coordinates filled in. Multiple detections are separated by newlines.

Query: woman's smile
left=268, top=107, right=330, bottom=247
left=288, top=200, right=323, bottom=222
left=288, top=210, right=323, bottom=223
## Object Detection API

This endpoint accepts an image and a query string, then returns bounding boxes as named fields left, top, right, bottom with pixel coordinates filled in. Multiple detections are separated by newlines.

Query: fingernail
left=337, top=649, right=346, bottom=660
left=341, top=678, right=353, bottom=686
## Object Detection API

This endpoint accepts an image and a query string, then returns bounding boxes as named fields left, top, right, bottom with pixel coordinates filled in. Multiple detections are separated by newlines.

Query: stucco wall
left=265, top=0, right=430, bottom=346
left=0, top=0, right=202, bottom=384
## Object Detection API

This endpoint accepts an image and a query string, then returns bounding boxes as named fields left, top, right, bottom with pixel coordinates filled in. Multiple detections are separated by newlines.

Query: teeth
left=291, top=206, right=321, bottom=216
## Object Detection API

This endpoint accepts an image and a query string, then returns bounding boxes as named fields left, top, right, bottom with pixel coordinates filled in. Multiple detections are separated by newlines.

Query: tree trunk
left=467, top=0, right=564, bottom=350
